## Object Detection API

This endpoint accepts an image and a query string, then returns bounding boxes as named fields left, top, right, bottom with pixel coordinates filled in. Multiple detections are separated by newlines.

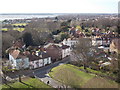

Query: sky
left=0, top=0, right=119, bottom=13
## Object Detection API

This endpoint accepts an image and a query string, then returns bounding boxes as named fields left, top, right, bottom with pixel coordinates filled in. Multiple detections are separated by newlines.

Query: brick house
left=45, top=44, right=62, bottom=62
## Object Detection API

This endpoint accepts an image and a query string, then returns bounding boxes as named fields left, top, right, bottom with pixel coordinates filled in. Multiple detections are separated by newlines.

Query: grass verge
left=49, top=64, right=118, bottom=88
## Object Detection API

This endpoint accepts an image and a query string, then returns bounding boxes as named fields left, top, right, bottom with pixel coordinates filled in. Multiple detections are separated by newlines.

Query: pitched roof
left=44, top=43, right=54, bottom=48
left=41, top=52, right=50, bottom=59
left=46, top=44, right=61, bottom=50
left=9, top=48, right=27, bottom=59
left=10, top=49, right=20, bottom=59
left=61, top=45, right=70, bottom=49
left=27, top=54, right=40, bottom=61
left=13, top=39, right=24, bottom=48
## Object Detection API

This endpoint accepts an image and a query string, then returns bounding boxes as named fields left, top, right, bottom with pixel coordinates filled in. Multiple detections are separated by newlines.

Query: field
left=1, top=23, right=27, bottom=32
left=1, top=77, right=53, bottom=89
left=12, top=23, right=28, bottom=26
left=1, top=28, right=25, bottom=32
left=49, top=64, right=118, bottom=88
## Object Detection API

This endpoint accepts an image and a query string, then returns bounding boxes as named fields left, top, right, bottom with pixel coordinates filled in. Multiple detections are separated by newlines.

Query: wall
left=16, top=58, right=29, bottom=70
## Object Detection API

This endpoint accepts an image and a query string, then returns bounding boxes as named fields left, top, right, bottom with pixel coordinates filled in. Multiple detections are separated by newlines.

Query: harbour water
left=0, top=13, right=58, bottom=21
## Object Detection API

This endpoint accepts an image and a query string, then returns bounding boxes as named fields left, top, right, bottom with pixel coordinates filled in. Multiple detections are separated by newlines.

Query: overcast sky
left=0, top=0, right=119, bottom=13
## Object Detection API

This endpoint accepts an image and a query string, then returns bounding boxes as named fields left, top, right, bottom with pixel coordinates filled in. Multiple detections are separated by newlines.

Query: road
left=34, top=56, right=70, bottom=77
left=33, top=56, right=70, bottom=88
left=3, top=56, right=71, bottom=88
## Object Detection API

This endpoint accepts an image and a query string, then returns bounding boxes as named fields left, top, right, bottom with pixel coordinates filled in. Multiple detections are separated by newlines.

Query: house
left=45, top=44, right=62, bottom=62
left=92, top=38, right=102, bottom=46
left=13, top=39, right=25, bottom=49
left=41, top=52, right=51, bottom=66
left=92, top=38, right=110, bottom=46
left=61, top=44, right=70, bottom=58
left=75, top=30, right=85, bottom=38
left=28, top=51, right=51, bottom=69
left=69, top=27, right=76, bottom=36
left=27, top=53, right=41, bottom=69
left=8, top=48, right=29, bottom=70
left=100, top=62, right=111, bottom=67
left=110, top=38, right=120, bottom=53
left=62, top=38, right=78, bottom=48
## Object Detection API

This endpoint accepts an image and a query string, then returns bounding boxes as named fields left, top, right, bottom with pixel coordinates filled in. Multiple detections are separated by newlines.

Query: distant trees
left=25, top=19, right=61, bottom=32
left=23, top=19, right=61, bottom=45
left=52, top=29, right=61, bottom=35
left=60, top=20, right=71, bottom=32
left=22, top=32, right=33, bottom=47
left=60, top=32, right=69, bottom=41
left=2, top=33, right=15, bottom=58
left=7, top=30, right=21, bottom=40
left=82, top=18, right=117, bottom=30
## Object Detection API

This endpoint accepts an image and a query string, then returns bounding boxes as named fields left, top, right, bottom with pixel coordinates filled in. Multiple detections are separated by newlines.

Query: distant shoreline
left=0, top=14, right=58, bottom=21
left=0, top=13, right=117, bottom=15
left=0, top=13, right=117, bottom=21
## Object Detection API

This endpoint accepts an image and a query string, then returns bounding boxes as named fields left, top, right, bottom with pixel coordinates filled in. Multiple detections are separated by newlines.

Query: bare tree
left=72, top=38, right=93, bottom=70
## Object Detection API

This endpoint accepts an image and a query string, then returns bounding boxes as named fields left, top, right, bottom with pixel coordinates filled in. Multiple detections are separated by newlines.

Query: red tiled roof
left=10, top=50, right=20, bottom=59
left=9, top=48, right=27, bottom=59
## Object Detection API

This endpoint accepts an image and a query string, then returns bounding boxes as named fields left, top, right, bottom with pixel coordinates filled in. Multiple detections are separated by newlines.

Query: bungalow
left=8, top=48, right=29, bottom=70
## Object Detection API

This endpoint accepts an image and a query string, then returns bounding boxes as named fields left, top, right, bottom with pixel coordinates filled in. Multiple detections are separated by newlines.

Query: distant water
left=0, top=14, right=58, bottom=21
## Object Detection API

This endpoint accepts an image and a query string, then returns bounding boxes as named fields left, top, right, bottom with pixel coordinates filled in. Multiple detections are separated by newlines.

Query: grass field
left=1, top=77, right=53, bottom=89
left=1, top=28, right=8, bottom=31
left=1, top=28, right=25, bottom=32
left=49, top=64, right=118, bottom=88
left=1, top=23, right=27, bottom=31
left=12, top=23, right=28, bottom=26
left=68, top=64, right=116, bottom=78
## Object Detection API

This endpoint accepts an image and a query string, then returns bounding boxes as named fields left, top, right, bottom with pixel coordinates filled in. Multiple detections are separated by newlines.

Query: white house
left=62, top=38, right=78, bottom=47
left=92, top=38, right=110, bottom=46
left=92, top=38, right=102, bottom=46
left=9, top=49, right=29, bottom=70
left=28, top=53, right=51, bottom=69
left=61, top=45, right=71, bottom=58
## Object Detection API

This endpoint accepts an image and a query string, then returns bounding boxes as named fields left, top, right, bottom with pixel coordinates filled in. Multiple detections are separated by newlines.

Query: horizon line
left=0, top=13, right=118, bottom=15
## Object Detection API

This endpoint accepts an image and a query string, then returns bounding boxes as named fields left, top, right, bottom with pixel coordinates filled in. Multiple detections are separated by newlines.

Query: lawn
left=67, top=64, right=116, bottom=78
left=1, top=77, right=53, bottom=89
left=49, top=64, right=118, bottom=88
